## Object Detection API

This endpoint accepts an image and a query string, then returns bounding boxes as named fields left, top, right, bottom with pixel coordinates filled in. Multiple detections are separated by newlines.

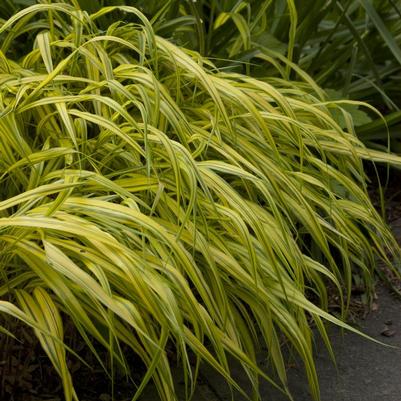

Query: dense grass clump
left=0, top=3, right=400, bottom=401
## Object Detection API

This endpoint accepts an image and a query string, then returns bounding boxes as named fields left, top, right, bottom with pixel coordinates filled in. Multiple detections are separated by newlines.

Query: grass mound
left=0, top=3, right=400, bottom=401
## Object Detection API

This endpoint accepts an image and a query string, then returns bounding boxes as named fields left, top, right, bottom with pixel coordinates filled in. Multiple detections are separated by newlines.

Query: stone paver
left=202, top=285, right=401, bottom=401
left=142, top=284, right=401, bottom=401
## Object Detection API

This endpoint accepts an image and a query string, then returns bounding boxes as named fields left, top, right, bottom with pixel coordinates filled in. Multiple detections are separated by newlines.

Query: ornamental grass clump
left=0, top=3, right=400, bottom=401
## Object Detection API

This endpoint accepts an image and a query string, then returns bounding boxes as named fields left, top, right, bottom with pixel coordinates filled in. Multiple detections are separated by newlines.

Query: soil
left=0, top=321, right=144, bottom=401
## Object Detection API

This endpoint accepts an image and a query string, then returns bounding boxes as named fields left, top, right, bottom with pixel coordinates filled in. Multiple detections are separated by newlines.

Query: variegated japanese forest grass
left=0, top=4, right=401, bottom=401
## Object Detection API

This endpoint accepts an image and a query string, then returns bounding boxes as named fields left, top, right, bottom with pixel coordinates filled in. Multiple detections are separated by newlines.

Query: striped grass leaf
left=0, top=3, right=401, bottom=401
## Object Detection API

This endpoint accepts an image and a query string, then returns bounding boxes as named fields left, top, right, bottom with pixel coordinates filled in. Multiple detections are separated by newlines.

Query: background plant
left=4, top=0, right=401, bottom=146
left=0, top=2, right=401, bottom=401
